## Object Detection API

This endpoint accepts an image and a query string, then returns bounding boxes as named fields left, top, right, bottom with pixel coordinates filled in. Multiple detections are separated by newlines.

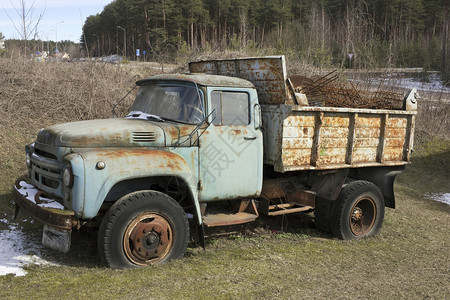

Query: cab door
left=198, top=88, right=263, bottom=201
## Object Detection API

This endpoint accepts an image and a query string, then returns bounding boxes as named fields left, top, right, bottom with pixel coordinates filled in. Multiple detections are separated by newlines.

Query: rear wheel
left=98, top=191, right=189, bottom=268
left=330, top=181, right=384, bottom=240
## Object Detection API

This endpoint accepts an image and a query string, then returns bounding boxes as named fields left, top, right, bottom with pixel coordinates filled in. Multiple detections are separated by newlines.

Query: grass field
left=0, top=58, right=448, bottom=299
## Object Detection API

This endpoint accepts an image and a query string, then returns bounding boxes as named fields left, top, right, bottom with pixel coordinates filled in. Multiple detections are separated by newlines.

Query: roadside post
left=348, top=53, right=354, bottom=68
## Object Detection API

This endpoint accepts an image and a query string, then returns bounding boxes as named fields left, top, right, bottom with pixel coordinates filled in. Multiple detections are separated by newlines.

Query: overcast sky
left=0, top=0, right=113, bottom=42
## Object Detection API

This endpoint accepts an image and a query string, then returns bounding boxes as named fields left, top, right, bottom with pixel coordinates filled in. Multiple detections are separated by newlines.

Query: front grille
left=33, top=163, right=60, bottom=175
left=132, top=131, right=156, bottom=143
left=30, top=149, right=63, bottom=192
left=35, top=148, right=57, bottom=160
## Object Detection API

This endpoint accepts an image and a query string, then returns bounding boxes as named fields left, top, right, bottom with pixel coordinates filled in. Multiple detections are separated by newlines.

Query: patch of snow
left=0, top=224, right=57, bottom=277
left=391, top=74, right=449, bottom=93
left=426, top=193, right=450, bottom=206
left=15, top=180, right=65, bottom=210
left=352, top=73, right=449, bottom=94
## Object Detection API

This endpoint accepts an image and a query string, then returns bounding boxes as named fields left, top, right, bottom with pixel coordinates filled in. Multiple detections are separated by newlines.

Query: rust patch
left=164, top=125, right=197, bottom=142
left=69, top=133, right=124, bottom=147
left=163, top=160, right=182, bottom=170
left=99, top=149, right=178, bottom=161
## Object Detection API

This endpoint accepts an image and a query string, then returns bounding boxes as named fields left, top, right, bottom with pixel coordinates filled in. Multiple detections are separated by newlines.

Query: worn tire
left=314, top=197, right=333, bottom=234
left=98, top=191, right=189, bottom=269
left=330, top=181, right=384, bottom=240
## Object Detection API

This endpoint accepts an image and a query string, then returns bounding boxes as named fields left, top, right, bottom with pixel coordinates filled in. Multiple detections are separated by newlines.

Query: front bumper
left=14, top=178, right=77, bottom=231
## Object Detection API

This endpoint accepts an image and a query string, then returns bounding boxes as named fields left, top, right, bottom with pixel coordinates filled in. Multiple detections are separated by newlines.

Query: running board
left=202, top=200, right=258, bottom=227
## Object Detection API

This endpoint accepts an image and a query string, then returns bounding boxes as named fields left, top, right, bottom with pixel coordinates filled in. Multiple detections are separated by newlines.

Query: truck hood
left=36, top=118, right=198, bottom=148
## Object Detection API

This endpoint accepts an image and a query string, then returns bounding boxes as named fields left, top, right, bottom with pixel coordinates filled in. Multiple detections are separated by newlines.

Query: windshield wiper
left=126, top=111, right=165, bottom=122
left=159, top=117, right=192, bottom=125
left=112, top=84, right=138, bottom=117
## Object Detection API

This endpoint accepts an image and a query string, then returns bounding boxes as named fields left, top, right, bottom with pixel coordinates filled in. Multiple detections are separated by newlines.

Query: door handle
left=244, top=136, right=257, bottom=140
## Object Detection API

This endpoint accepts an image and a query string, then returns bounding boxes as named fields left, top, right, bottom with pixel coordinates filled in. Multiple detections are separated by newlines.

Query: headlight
left=63, top=167, right=74, bottom=188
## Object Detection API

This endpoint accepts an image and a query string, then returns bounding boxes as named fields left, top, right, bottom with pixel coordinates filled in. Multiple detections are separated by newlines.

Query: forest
left=80, top=0, right=449, bottom=72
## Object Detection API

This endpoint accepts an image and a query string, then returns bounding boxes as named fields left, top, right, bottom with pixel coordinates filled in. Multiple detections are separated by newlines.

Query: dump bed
left=189, top=56, right=417, bottom=173
left=261, top=104, right=416, bottom=172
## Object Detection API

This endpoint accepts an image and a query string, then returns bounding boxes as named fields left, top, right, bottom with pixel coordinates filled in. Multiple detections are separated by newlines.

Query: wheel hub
left=352, top=207, right=363, bottom=222
left=124, top=213, right=173, bottom=265
left=349, top=197, right=376, bottom=236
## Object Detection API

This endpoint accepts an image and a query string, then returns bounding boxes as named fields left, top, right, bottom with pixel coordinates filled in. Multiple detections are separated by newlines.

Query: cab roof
left=136, top=73, right=254, bottom=88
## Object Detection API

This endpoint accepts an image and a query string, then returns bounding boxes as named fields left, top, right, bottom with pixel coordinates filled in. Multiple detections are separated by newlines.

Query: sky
left=0, top=0, right=114, bottom=42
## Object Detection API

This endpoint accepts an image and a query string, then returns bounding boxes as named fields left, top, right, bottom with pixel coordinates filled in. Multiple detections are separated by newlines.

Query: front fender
left=74, top=148, right=199, bottom=220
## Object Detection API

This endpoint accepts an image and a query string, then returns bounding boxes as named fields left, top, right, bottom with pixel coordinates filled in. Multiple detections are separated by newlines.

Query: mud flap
left=42, top=225, right=71, bottom=253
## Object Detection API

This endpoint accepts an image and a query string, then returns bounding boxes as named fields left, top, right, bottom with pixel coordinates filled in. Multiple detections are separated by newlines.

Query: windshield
left=129, top=82, right=204, bottom=124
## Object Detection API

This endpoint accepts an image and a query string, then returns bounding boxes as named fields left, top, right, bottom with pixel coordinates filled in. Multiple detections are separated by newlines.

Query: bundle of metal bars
left=290, top=71, right=404, bottom=110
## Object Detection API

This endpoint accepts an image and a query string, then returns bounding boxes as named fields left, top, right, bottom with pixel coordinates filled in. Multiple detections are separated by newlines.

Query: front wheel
left=330, top=181, right=385, bottom=240
left=98, top=191, right=189, bottom=268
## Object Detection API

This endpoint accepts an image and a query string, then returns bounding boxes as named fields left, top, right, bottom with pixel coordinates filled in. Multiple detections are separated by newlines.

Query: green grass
left=0, top=134, right=449, bottom=299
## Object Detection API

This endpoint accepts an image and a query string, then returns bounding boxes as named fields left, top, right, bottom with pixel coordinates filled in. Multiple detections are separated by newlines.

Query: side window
left=211, top=91, right=249, bottom=126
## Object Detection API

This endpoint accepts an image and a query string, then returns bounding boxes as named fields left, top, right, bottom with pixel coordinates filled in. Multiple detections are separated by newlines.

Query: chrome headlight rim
left=26, top=153, right=31, bottom=168
left=63, top=166, right=74, bottom=188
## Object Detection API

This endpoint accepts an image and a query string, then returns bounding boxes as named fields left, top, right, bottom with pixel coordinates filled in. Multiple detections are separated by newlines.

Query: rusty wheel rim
left=349, top=197, right=376, bottom=236
left=123, top=213, right=173, bottom=266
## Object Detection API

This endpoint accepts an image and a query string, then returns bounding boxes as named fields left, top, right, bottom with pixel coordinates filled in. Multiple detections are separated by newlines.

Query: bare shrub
left=416, top=92, right=450, bottom=139
left=0, top=59, right=140, bottom=128
left=0, top=58, right=152, bottom=176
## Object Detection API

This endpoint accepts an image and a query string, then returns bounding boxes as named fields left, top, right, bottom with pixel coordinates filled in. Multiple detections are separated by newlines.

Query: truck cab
left=15, top=73, right=263, bottom=268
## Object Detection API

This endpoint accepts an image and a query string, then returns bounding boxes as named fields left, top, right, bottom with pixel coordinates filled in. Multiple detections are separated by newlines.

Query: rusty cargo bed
left=190, top=55, right=417, bottom=173
left=261, top=104, right=415, bottom=172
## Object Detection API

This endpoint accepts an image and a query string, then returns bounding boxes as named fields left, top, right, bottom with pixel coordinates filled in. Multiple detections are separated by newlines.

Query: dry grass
left=0, top=58, right=157, bottom=181
left=0, top=58, right=136, bottom=126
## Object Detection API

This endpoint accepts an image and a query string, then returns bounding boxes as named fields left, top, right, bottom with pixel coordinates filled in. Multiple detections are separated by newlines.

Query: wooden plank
left=319, top=127, right=349, bottom=138
left=385, top=138, right=405, bottom=148
left=269, top=203, right=293, bottom=210
left=268, top=206, right=313, bottom=216
left=317, top=147, right=347, bottom=164
left=320, top=137, right=349, bottom=148
left=282, top=137, right=314, bottom=149
left=355, top=127, right=381, bottom=138
left=354, top=137, right=380, bottom=147
left=383, top=148, right=403, bottom=161
left=291, top=105, right=417, bottom=116
left=355, top=115, right=382, bottom=127
left=322, top=114, right=350, bottom=127
left=283, top=114, right=315, bottom=127
left=282, top=148, right=312, bottom=165
left=283, top=126, right=315, bottom=138
left=353, top=148, right=378, bottom=163
left=387, top=116, right=408, bottom=128
left=385, top=128, right=407, bottom=138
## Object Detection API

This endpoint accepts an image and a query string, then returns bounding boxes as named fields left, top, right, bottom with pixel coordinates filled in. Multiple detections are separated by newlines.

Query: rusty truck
left=14, top=56, right=417, bottom=268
